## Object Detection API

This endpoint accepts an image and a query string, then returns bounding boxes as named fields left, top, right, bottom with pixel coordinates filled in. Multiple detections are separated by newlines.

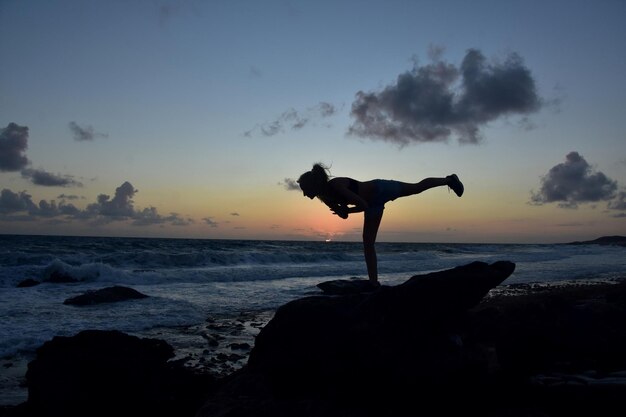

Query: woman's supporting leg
left=363, top=208, right=384, bottom=283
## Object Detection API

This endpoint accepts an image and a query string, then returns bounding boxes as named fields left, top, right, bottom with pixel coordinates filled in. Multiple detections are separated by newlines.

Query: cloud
left=57, top=194, right=83, bottom=200
left=203, top=217, right=218, bottom=227
left=0, top=189, right=37, bottom=214
left=168, top=213, right=194, bottom=226
left=244, top=102, right=338, bottom=137
left=131, top=208, right=193, bottom=226
left=230, top=212, right=240, bottom=216
left=280, top=178, right=300, bottom=191
left=348, top=48, right=543, bottom=145
left=530, top=152, right=618, bottom=208
left=86, top=181, right=137, bottom=218
left=21, top=168, right=83, bottom=187
left=1, top=181, right=194, bottom=227
left=608, top=190, right=626, bottom=211
left=0, top=188, right=81, bottom=219
left=69, top=121, right=108, bottom=141
left=0, top=122, right=30, bottom=172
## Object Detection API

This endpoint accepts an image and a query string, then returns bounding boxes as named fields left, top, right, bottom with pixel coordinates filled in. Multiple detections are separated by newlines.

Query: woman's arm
left=320, top=199, right=349, bottom=219
left=325, top=178, right=369, bottom=218
left=329, top=178, right=369, bottom=209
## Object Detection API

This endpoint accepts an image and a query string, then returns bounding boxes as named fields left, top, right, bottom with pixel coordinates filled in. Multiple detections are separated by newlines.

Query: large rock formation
left=248, top=261, right=514, bottom=392
left=197, top=261, right=519, bottom=416
left=198, top=261, right=626, bottom=416
left=18, top=330, right=215, bottom=417
left=9, top=260, right=626, bottom=417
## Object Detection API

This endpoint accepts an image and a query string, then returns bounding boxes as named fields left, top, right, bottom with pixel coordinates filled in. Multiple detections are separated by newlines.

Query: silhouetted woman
left=297, top=163, right=464, bottom=285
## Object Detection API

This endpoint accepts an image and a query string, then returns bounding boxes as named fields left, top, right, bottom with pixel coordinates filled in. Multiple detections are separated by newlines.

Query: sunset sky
left=1, top=0, right=625, bottom=243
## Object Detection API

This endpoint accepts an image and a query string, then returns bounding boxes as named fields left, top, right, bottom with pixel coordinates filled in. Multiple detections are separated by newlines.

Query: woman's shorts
left=367, top=179, right=404, bottom=215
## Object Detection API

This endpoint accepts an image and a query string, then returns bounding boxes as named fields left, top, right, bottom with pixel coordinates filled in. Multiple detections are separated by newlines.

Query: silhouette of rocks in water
left=7, top=261, right=626, bottom=417
left=197, top=261, right=626, bottom=417
left=317, top=278, right=381, bottom=294
left=45, top=270, right=81, bottom=283
left=16, top=278, right=40, bottom=287
left=198, top=261, right=518, bottom=416
left=568, top=235, right=626, bottom=247
left=63, top=285, right=148, bottom=306
left=14, top=330, right=215, bottom=417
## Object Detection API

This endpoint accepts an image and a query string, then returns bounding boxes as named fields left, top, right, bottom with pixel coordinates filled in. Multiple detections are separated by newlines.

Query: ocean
left=1, top=234, right=626, bottom=405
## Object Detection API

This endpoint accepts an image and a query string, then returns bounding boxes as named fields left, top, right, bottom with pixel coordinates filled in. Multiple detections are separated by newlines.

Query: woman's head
left=298, top=163, right=330, bottom=199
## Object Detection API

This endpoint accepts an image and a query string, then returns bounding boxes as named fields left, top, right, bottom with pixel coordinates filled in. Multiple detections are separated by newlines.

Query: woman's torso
left=327, top=177, right=379, bottom=205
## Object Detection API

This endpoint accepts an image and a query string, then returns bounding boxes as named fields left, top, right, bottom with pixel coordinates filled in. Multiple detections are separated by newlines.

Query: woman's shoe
left=447, top=174, right=464, bottom=197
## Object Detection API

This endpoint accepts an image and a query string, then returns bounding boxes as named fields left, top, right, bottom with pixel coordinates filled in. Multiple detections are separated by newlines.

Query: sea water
left=1, top=234, right=625, bottom=405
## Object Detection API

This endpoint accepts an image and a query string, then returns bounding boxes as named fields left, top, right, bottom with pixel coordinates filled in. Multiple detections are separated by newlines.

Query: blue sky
left=1, top=0, right=626, bottom=243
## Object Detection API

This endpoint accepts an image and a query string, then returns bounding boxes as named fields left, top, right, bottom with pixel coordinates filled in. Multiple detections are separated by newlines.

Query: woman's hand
left=332, top=206, right=349, bottom=219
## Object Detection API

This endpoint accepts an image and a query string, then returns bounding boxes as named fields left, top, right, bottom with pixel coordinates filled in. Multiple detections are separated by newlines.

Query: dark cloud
left=21, top=168, right=83, bottom=187
left=131, top=208, right=193, bottom=226
left=280, top=178, right=300, bottom=191
left=69, top=121, right=108, bottom=141
left=0, top=188, right=81, bottom=219
left=530, top=152, right=618, bottom=208
left=608, top=191, right=626, bottom=211
left=0, top=122, right=30, bottom=171
left=86, top=181, right=137, bottom=218
left=315, top=102, right=338, bottom=118
left=132, top=207, right=167, bottom=226
left=1, top=181, right=193, bottom=227
left=244, top=102, right=338, bottom=137
left=348, top=49, right=543, bottom=145
left=230, top=212, right=240, bottom=216
left=203, top=217, right=218, bottom=227
left=36, top=200, right=80, bottom=217
left=0, top=189, right=36, bottom=214
left=168, top=213, right=194, bottom=226
left=57, top=194, right=83, bottom=200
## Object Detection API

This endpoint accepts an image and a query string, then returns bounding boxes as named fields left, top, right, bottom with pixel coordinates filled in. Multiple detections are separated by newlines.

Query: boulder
left=45, top=270, right=80, bottom=283
left=22, top=330, right=215, bottom=417
left=198, top=261, right=516, bottom=416
left=16, top=278, right=40, bottom=287
left=63, top=285, right=148, bottom=306
left=198, top=262, right=626, bottom=416
left=317, top=278, right=380, bottom=294
left=248, top=261, right=514, bottom=395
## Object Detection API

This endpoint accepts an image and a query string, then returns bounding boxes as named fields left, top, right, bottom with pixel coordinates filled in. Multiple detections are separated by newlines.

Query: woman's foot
left=368, top=279, right=380, bottom=290
left=447, top=174, right=464, bottom=197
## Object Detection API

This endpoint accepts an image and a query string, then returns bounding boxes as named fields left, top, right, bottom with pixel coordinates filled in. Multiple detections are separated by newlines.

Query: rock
left=197, top=261, right=516, bottom=416
left=63, top=285, right=148, bottom=306
left=46, top=270, right=80, bottom=283
left=16, top=278, right=40, bottom=287
left=317, top=278, right=380, bottom=294
left=248, top=262, right=514, bottom=393
left=197, top=263, right=626, bottom=417
left=22, top=330, right=215, bottom=417
left=229, top=342, right=251, bottom=350
left=569, top=235, right=626, bottom=246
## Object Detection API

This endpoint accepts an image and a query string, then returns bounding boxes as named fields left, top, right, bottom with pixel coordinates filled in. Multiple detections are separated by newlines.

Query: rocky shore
left=2, top=261, right=625, bottom=417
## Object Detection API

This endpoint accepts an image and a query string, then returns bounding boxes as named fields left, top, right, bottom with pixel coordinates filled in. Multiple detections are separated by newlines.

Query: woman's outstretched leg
left=400, top=174, right=464, bottom=197
left=363, top=209, right=384, bottom=283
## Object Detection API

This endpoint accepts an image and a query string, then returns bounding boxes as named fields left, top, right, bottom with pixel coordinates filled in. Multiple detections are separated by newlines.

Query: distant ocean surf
left=1, top=234, right=625, bottom=405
